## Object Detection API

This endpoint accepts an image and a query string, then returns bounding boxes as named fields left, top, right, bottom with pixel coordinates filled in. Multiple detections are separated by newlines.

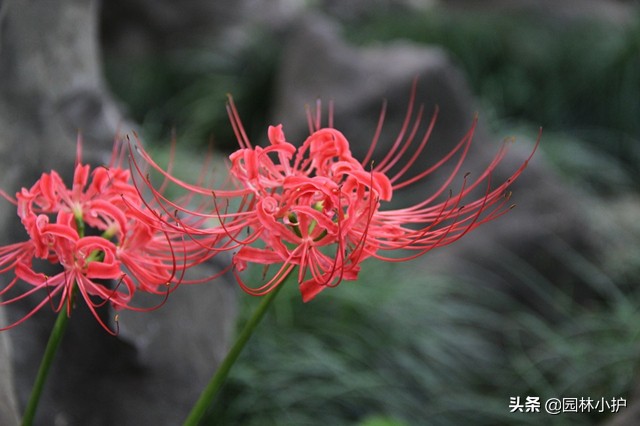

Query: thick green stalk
left=21, top=304, right=71, bottom=426
left=183, top=278, right=287, bottom=426
left=22, top=218, right=86, bottom=425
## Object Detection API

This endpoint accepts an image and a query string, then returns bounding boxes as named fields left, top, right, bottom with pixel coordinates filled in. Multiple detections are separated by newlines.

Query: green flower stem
left=183, top=276, right=287, bottom=426
left=21, top=303, right=71, bottom=426
left=22, top=223, right=85, bottom=426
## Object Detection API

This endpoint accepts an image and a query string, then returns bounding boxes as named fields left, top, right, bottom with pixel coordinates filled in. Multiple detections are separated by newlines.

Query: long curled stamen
left=119, top=82, right=538, bottom=304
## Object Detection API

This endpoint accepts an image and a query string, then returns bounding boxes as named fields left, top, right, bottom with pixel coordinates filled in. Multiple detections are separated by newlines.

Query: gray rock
left=270, top=13, right=602, bottom=311
left=0, top=1, right=236, bottom=424
left=0, top=309, right=19, bottom=426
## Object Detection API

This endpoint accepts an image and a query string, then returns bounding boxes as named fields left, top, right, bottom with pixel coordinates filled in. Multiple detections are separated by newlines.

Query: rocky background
left=2, top=0, right=640, bottom=425
left=0, top=1, right=236, bottom=425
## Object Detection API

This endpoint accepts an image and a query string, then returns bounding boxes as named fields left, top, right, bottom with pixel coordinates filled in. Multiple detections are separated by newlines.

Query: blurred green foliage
left=105, top=32, right=279, bottom=151
left=346, top=8, right=640, bottom=187
left=351, top=9, right=637, bottom=124
left=202, top=253, right=640, bottom=426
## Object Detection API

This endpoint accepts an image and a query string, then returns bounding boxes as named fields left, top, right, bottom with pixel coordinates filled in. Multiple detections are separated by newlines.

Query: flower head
left=132, top=82, right=538, bottom=302
left=0, top=138, right=206, bottom=334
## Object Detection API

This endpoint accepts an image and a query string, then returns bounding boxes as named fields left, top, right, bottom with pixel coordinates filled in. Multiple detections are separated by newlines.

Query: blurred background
left=99, top=0, right=640, bottom=425
left=2, top=0, right=640, bottom=425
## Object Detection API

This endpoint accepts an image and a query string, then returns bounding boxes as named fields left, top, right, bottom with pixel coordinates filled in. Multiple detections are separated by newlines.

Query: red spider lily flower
left=4, top=224, right=131, bottom=333
left=0, top=138, right=206, bottom=334
left=131, top=83, right=538, bottom=302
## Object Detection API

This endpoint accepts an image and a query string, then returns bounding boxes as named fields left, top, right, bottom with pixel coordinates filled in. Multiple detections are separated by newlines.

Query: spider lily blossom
left=0, top=139, right=206, bottom=334
left=131, top=86, right=538, bottom=302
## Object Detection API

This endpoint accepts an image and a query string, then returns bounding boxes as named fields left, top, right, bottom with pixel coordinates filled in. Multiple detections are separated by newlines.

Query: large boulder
left=0, top=1, right=236, bottom=425
left=270, top=13, right=602, bottom=311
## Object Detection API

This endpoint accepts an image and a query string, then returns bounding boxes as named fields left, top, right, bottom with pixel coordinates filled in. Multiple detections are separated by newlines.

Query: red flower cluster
left=132, top=86, right=538, bottom=302
left=0, top=140, right=203, bottom=333
left=1, top=84, right=538, bottom=332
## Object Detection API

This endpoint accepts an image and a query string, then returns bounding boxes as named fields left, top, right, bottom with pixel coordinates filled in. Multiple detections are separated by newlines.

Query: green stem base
left=21, top=307, right=70, bottom=426
left=183, top=281, right=285, bottom=426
